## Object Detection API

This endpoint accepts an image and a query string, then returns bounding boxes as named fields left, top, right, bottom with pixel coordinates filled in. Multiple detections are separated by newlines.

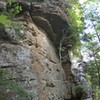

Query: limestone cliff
left=0, top=0, right=91, bottom=100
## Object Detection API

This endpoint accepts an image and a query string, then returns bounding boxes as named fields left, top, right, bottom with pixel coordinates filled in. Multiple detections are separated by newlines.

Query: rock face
left=0, top=18, right=73, bottom=100
left=0, top=21, right=72, bottom=100
left=0, top=0, right=92, bottom=100
left=0, top=1, right=6, bottom=11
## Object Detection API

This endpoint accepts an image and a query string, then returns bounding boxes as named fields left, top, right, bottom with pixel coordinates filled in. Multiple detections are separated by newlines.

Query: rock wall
left=0, top=0, right=81, bottom=100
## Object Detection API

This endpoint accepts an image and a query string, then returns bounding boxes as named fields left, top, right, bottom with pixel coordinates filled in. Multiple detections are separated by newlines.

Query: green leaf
left=0, top=15, right=11, bottom=27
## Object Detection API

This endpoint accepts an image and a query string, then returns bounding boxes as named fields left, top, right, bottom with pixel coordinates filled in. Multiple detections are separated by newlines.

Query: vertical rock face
left=0, top=21, right=73, bottom=100
left=0, top=0, right=89, bottom=100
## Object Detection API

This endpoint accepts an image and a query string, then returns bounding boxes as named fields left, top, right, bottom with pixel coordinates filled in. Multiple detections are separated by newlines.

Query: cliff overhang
left=4, top=0, right=70, bottom=47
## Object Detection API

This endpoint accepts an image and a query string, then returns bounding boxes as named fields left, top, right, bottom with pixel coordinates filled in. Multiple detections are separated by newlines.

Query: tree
left=80, top=1, right=100, bottom=99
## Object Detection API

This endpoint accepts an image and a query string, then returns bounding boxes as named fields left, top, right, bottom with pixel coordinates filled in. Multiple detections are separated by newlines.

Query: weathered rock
left=0, top=0, right=80, bottom=100
left=30, top=1, right=69, bottom=46
left=0, top=43, right=39, bottom=100
left=0, top=1, right=6, bottom=11
left=0, top=19, right=74, bottom=99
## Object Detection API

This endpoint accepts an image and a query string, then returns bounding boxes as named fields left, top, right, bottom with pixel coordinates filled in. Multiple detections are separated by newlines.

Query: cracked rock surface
left=0, top=0, right=79, bottom=100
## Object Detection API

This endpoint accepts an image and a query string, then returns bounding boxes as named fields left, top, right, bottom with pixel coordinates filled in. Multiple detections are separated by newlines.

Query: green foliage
left=0, top=0, right=22, bottom=27
left=6, top=1, right=22, bottom=16
left=0, top=15, right=12, bottom=27
left=80, top=1, right=100, bottom=99
left=66, top=0, right=84, bottom=56
left=85, top=0, right=100, bottom=4
left=9, top=3, right=22, bottom=15
left=75, top=85, right=84, bottom=94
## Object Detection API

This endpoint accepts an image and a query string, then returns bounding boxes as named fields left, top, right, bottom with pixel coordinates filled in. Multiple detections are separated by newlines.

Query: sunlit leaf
left=0, top=15, right=12, bottom=27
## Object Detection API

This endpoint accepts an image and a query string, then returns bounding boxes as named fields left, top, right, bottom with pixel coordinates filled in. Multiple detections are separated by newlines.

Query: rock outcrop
left=0, top=19, right=73, bottom=100
left=0, top=0, right=92, bottom=100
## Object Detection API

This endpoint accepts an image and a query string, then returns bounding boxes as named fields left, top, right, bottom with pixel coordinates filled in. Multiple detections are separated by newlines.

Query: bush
left=75, top=84, right=85, bottom=99
left=75, top=85, right=84, bottom=94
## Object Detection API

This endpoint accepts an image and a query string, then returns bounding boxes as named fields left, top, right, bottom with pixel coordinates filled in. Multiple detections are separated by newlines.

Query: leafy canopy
left=80, top=0, right=100, bottom=99
left=66, top=0, right=84, bottom=56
